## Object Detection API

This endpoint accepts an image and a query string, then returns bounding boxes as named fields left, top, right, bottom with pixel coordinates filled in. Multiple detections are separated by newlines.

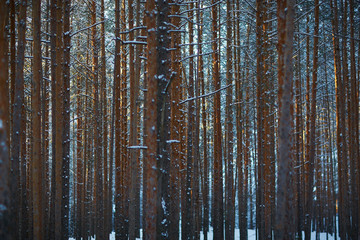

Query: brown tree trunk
left=143, top=0, right=159, bottom=238
left=183, top=2, right=195, bottom=239
left=11, top=1, right=27, bottom=238
left=212, top=1, right=223, bottom=239
left=294, top=21, right=304, bottom=239
left=100, top=0, right=109, bottom=238
left=0, top=1, right=11, bottom=239
left=193, top=1, right=202, bottom=238
left=276, top=0, right=295, bottom=239
left=42, top=1, right=51, bottom=238
left=128, top=0, right=140, bottom=237
left=53, top=0, right=64, bottom=237
left=200, top=11, right=209, bottom=237
left=169, top=1, right=181, bottom=239
left=62, top=1, right=71, bottom=239
left=348, top=0, right=359, bottom=237
left=120, top=0, right=129, bottom=237
left=114, top=0, right=122, bottom=238
left=32, top=0, right=43, bottom=238
left=256, top=0, right=272, bottom=238
left=76, top=50, right=84, bottom=240
left=225, top=1, right=234, bottom=239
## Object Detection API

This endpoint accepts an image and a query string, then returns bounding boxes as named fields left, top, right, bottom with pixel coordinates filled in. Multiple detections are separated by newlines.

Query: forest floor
left=69, top=228, right=339, bottom=239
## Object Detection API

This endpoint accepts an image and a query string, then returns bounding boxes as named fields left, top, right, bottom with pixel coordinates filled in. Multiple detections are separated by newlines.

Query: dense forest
left=0, top=0, right=359, bottom=239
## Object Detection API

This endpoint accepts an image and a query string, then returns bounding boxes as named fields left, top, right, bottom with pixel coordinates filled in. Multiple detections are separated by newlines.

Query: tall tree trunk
left=114, top=0, right=122, bottom=238
left=120, top=0, right=129, bottom=237
left=53, top=0, right=64, bottom=237
left=212, top=1, right=224, bottom=239
left=143, top=1, right=157, bottom=239
left=225, top=1, right=234, bottom=239
left=256, top=0, right=272, bottom=238
left=62, top=1, right=71, bottom=239
left=143, top=1, right=170, bottom=239
left=200, top=10, right=209, bottom=237
left=99, top=0, right=109, bottom=238
left=294, top=20, right=304, bottom=239
left=11, top=1, right=27, bottom=238
left=0, top=1, right=11, bottom=239
left=169, top=1, right=181, bottom=239
left=128, top=0, right=138, bottom=235
left=32, top=0, right=43, bottom=238
left=276, top=0, right=295, bottom=239
left=76, top=52, right=84, bottom=240
left=183, top=2, right=195, bottom=239
left=348, top=0, right=359, bottom=238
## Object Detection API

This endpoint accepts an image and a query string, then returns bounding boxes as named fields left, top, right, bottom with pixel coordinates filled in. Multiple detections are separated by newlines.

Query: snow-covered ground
left=201, top=228, right=339, bottom=240
left=70, top=228, right=339, bottom=240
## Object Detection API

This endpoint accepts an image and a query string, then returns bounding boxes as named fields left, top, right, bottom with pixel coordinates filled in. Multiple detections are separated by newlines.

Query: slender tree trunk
left=9, top=0, right=15, bottom=139
left=53, top=0, right=64, bottom=237
left=225, top=1, right=234, bottom=239
left=120, top=0, right=129, bottom=237
left=76, top=51, right=84, bottom=240
left=99, top=0, right=109, bottom=238
left=294, top=20, right=304, bottom=239
left=348, top=0, right=359, bottom=237
left=11, top=1, right=27, bottom=238
left=169, top=1, right=181, bottom=239
left=256, top=1, right=272, bottom=238
left=340, top=2, right=351, bottom=235
left=42, top=1, right=51, bottom=238
left=62, top=1, right=71, bottom=239
left=200, top=13, right=209, bottom=237
left=128, top=0, right=139, bottom=235
left=276, top=0, right=295, bottom=239
left=32, top=0, right=43, bottom=238
left=143, top=0, right=159, bottom=238
left=212, top=1, right=223, bottom=239
left=184, top=2, right=195, bottom=239
left=0, top=1, right=11, bottom=239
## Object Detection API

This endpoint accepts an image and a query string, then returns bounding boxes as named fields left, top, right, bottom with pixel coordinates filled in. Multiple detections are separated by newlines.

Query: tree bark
left=11, top=1, right=27, bottom=238
left=212, top=1, right=224, bottom=239
left=225, top=1, right=234, bottom=239
left=276, top=0, right=295, bottom=239
left=0, top=1, right=11, bottom=239
left=32, top=0, right=44, bottom=238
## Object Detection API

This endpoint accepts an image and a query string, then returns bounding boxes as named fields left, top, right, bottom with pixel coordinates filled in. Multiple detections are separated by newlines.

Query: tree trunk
left=256, top=0, right=272, bottom=238
left=183, top=2, right=195, bottom=239
left=169, top=1, right=181, bottom=239
left=62, top=1, right=71, bottom=238
left=128, top=0, right=139, bottom=236
left=212, top=1, right=224, bottom=239
left=11, top=1, right=27, bottom=238
left=276, top=0, right=295, bottom=239
left=225, top=1, right=234, bottom=239
left=0, top=1, right=11, bottom=238
left=114, top=0, right=122, bottom=238
left=32, top=0, right=44, bottom=238
left=348, top=0, right=359, bottom=237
